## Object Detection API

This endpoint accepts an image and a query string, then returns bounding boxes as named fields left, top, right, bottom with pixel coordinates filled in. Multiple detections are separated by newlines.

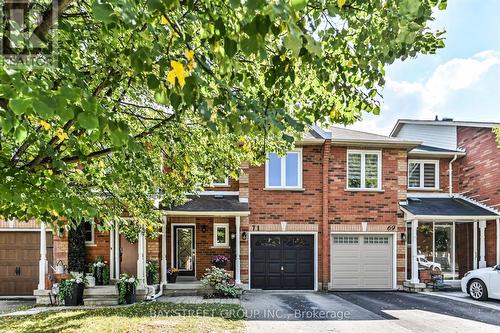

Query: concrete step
left=84, top=286, right=118, bottom=297
left=83, top=297, right=119, bottom=306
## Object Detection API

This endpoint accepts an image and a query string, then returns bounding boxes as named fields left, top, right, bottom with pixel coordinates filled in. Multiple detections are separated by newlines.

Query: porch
left=401, top=196, right=500, bottom=289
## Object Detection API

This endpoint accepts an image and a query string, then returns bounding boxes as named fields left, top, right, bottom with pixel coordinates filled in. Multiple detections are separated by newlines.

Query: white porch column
left=479, top=220, right=487, bottom=268
left=473, top=221, right=478, bottom=270
left=161, top=215, right=168, bottom=286
left=114, top=221, right=120, bottom=279
left=496, top=218, right=499, bottom=264
left=410, top=219, right=419, bottom=284
left=38, top=222, right=48, bottom=290
left=137, top=229, right=147, bottom=285
left=235, top=216, right=241, bottom=284
left=109, top=224, right=115, bottom=280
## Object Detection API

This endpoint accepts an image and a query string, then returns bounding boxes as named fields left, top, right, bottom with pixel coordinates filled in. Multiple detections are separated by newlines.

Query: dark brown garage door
left=251, top=234, right=314, bottom=290
left=0, top=232, right=53, bottom=296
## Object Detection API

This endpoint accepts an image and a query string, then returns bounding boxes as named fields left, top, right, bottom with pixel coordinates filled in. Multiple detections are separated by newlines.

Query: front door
left=173, top=226, right=195, bottom=276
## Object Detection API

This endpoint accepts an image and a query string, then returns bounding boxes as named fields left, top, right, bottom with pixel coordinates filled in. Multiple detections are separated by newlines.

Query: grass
left=0, top=302, right=246, bottom=333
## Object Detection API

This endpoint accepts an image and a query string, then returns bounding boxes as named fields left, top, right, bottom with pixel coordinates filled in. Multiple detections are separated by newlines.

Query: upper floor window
left=408, top=160, right=439, bottom=189
left=212, top=177, right=229, bottom=187
left=347, top=150, right=382, bottom=190
left=265, top=149, right=303, bottom=189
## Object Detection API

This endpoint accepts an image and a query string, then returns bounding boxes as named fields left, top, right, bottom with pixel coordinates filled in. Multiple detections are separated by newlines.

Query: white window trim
left=265, top=148, right=303, bottom=189
left=213, top=223, right=229, bottom=247
left=212, top=177, right=229, bottom=187
left=84, top=222, right=95, bottom=245
left=408, top=159, right=440, bottom=190
left=346, top=150, right=382, bottom=191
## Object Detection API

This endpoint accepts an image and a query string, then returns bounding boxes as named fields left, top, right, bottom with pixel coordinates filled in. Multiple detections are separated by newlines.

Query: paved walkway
left=158, top=295, right=240, bottom=304
left=0, top=299, right=35, bottom=315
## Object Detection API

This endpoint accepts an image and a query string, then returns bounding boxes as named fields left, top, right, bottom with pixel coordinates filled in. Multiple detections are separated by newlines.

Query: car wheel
left=468, top=279, right=488, bottom=301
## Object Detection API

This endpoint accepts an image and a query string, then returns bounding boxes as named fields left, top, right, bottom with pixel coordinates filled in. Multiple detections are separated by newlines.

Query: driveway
left=241, top=291, right=500, bottom=333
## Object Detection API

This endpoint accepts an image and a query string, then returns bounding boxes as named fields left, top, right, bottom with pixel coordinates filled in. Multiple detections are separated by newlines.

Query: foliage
left=0, top=303, right=245, bottom=333
left=116, top=273, right=139, bottom=305
left=120, top=218, right=158, bottom=243
left=201, top=266, right=242, bottom=298
left=494, top=127, right=500, bottom=147
left=57, top=272, right=85, bottom=304
left=0, top=0, right=447, bottom=231
left=88, top=256, right=109, bottom=284
left=167, top=267, right=179, bottom=275
left=68, top=222, right=87, bottom=273
left=146, top=260, right=159, bottom=284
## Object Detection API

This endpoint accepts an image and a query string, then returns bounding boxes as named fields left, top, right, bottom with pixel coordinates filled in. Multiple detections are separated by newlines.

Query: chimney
left=435, top=115, right=439, bottom=121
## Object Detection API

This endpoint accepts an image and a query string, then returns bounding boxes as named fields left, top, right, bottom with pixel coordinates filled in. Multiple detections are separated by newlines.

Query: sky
left=347, top=0, right=500, bottom=135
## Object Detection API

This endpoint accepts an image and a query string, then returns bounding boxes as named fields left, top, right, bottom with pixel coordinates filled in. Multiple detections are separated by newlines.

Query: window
left=265, top=149, right=302, bottom=189
left=213, top=223, right=229, bottom=247
left=213, top=177, right=229, bottom=187
left=364, top=236, right=389, bottom=244
left=83, top=221, right=94, bottom=244
left=347, top=150, right=382, bottom=190
left=333, top=236, right=359, bottom=244
left=408, top=160, right=439, bottom=189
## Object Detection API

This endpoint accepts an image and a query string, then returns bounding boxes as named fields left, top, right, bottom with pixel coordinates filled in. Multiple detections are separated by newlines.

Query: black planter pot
left=94, top=267, right=104, bottom=286
left=125, top=283, right=136, bottom=304
left=77, top=282, right=85, bottom=305
left=146, top=271, right=157, bottom=285
left=64, top=283, right=79, bottom=306
left=167, top=273, right=177, bottom=283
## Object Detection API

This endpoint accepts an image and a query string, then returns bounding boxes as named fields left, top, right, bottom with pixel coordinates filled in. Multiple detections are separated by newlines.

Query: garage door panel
left=252, top=262, right=266, bottom=274
left=0, top=232, right=53, bottom=296
left=331, top=234, right=393, bottom=290
left=251, top=234, right=314, bottom=290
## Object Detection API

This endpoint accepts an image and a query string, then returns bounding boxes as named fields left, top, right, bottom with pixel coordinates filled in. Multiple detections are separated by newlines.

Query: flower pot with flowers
left=58, top=272, right=86, bottom=306
left=89, top=256, right=108, bottom=285
left=211, top=255, right=228, bottom=269
left=167, top=267, right=179, bottom=283
left=116, top=273, right=139, bottom=305
left=146, top=261, right=159, bottom=285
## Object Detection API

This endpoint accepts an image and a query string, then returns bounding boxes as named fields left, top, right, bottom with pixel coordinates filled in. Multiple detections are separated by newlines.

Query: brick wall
left=327, top=146, right=408, bottom=285
left=457, top=126, right=500, bottom=207
left=86, top=230, right=110, bottom=264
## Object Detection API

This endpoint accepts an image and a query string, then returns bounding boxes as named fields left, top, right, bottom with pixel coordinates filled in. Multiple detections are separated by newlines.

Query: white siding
left=396, top=124, right=457, bottom=150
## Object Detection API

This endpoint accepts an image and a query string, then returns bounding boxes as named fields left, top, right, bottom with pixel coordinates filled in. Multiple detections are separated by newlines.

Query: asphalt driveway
left=242, top=291, right=500, bottom=332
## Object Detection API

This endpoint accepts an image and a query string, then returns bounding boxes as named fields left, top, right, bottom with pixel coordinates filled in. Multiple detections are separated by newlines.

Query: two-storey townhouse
left=390, top=118, right=500, bottom=287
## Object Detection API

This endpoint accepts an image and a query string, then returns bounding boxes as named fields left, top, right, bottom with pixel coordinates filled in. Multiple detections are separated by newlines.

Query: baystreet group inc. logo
left=1, top=0, right=58, bottom=66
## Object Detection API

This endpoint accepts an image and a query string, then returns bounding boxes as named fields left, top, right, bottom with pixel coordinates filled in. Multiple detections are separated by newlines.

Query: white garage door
left=331, top=234, right=393, bottom=289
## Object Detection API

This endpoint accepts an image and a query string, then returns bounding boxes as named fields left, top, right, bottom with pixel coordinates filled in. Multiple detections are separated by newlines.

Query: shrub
left=201, top=267, right=242, bottom=298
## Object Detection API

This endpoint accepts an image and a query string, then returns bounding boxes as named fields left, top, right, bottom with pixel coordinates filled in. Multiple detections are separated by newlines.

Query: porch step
left=83, top=297, right=119, bottom=306
left=84, top=286, right=118, bottom=297
left=163, top=282, right=212, bottom=297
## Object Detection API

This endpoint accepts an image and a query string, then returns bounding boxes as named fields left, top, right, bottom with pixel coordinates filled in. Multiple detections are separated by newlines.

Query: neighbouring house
left=390, top=118, right=500, bottom=287
left=0, top=119, right=498, bottom=300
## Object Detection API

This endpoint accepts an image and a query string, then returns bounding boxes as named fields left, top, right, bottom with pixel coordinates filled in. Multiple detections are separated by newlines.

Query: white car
left=461, top=265, right=500, bottom=301
left=417, top=255, right=442, bottom=271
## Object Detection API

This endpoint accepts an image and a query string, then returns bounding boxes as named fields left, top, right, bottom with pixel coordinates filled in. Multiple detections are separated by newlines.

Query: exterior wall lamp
left=201, top=224, right=208, bottom=233
left=241, top=231, right=247, bottom=241
left=401, top=232, right=406, bottom=242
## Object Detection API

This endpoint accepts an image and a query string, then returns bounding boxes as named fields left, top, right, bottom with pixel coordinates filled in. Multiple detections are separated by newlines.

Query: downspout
left=449, top=154, right=458, bottom=196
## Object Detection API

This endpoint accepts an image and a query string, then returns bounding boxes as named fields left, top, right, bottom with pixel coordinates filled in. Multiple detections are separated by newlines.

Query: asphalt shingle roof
left=164, top=195, right=249, bottom=212
left=402, top=197, right=498, bottom=217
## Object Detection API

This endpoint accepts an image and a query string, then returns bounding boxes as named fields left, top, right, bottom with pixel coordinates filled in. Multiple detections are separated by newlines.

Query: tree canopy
left=0, top=0, right=447, bottom=232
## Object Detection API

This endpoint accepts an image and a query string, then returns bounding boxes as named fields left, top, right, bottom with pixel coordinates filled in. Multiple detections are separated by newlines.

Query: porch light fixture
left=242, top=231, right=247, bottom=241
left=230, top=232, right=236, bottom=240
left=401, top=232, right=406, bottom=242
left=201, top=224, right=208, bottom=233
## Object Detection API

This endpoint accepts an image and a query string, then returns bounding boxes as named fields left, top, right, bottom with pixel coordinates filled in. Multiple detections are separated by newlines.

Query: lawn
left=0, top=302, right=246, bottom=333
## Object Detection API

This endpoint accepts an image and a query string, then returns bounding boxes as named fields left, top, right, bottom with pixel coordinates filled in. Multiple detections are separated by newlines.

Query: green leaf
left=224, top=37, right=238, bottom=58
left=290, top=0, right=308, bottom=11
left=284, top=32, right=302, bottom=57
left=33, top=100, right=54, bottom=119
left=147, top=74, right=160, bottom=89
left=58, top=107, right=75, bottom=123
left=14, top=124, right=27, bottom=143
left=9, top=98, right=31, bottom=116
left=109, top=124, right=129, bottom=147
left=77, top=112, right=99, bottom=130
left=92, top=2, right=114, bottom=24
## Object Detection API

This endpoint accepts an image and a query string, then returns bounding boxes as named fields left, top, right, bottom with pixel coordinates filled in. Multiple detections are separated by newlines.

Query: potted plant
left=211, top=255, right=228, bottom=269
left=58, top=273, right=86, bottom=306
left=116, top=273, right=138, bottom=305
left=146, top=261, right=159, bottom=285
left=90, top=256, right=107, bottom=285
left=167, top=267, right=179, bottom=283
